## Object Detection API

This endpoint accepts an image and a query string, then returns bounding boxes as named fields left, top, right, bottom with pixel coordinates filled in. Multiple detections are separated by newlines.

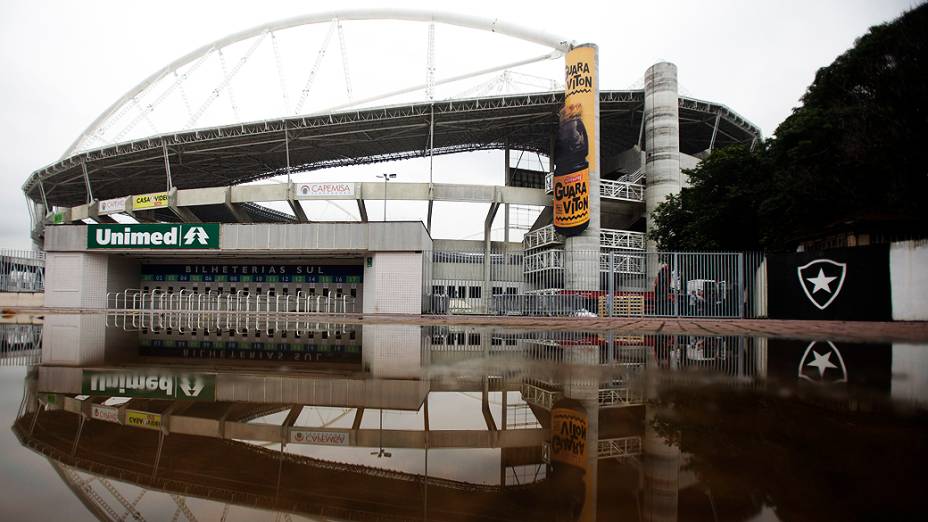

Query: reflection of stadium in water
left=7, top=316, right=927, bottom=521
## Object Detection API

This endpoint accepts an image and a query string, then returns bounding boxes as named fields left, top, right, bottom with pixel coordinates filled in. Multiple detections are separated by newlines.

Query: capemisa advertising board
left=295, top=182, right=355, bottom=199
left=87, top=223, right=220, bottom=249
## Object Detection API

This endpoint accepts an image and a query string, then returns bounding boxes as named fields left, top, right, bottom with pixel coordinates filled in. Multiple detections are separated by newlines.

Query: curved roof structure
left=61, top=8, right=573, bottom=159
left=25, top=91, right=760, bottom=208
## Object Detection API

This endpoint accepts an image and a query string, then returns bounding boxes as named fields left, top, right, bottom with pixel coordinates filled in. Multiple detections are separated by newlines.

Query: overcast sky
left=0, top=0, right=918, bottom=249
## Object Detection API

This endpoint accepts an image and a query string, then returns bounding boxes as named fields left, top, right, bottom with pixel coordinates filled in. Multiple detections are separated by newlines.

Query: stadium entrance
left=138, top=259, right=364, bottom=313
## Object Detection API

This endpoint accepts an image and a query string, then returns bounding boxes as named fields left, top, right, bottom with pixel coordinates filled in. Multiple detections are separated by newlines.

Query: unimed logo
left=87, top=224, right=220, bottom=249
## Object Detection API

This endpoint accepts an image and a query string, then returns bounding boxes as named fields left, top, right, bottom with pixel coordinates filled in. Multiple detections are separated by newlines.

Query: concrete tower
left=564, top=43, right=601, bottom=291
left=643, top=62, right=682, bottom=251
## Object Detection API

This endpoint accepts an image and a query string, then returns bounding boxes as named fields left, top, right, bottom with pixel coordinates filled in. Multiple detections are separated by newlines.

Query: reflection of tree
left=650, top=385, right=928, bottom=521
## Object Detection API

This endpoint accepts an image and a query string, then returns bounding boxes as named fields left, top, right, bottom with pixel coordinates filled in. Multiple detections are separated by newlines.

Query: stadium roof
left=24, top=90, right=761, bottom=208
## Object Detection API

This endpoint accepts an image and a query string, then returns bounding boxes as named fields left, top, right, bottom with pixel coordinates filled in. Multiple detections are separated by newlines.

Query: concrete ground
left=10, top=307, right=928, bottom=344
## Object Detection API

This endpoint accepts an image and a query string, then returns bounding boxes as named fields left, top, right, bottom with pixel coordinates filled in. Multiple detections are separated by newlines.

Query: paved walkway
left=12, top=307, right=928, bottom=343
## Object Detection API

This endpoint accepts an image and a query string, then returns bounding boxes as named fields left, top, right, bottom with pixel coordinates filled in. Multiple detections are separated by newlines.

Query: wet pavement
left=2, top=315, right=927, bottom=521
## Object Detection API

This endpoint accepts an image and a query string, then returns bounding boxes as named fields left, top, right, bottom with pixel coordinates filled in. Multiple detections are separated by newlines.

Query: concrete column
left=361, top=252, right=423, bottom=314
left=483, top=203, right=500, bottom=313
left=503, top=144, right=510, bottom=243
left=642, top=409, right=681, bottom=522
left=644, top=62, right=682, bottom=252
left=564, top=43, right=601, bottom=292
left=43, top=252, right=140, bottom=309
left=561, top=343, right=599, bottom=522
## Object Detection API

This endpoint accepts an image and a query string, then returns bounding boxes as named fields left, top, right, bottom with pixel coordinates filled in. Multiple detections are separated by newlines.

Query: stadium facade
left=23, top=11, right=762, bottom=315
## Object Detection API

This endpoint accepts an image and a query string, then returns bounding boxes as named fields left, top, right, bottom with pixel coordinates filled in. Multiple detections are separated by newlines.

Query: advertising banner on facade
left=289, top=429, right=350, bottom=445
left=87, top=223, right=220, bottom=249
left=98, top=197, right=127, bottom=214
left=553, top=46, right=598, bottom=236
left=126, top=410, right=162, bottom=430
left=91, top=404, right=120, bottom=423
left=132, top=191, right=169, bottom=210
left=550, top=399, right=589, bottom=469
left=295, top=182, right=356, bottom=199
left=81, top=369, right=216, bottom=401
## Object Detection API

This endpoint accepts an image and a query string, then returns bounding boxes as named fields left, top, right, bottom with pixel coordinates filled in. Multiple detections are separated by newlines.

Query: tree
left=649, top=144, right=770, bottom=251
left=650, top=4, right=928, bottom=251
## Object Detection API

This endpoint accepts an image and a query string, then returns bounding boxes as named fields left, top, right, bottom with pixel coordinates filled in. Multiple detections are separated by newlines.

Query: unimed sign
left=87, top=223, right=220, bottom=249
left=81, top=369, right=217, bottom=401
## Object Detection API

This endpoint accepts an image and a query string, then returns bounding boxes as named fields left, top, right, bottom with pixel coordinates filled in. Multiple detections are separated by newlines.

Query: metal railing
left=543, top=174, right=645, bottom=203
left=521, top=382, right=560, bottom=410
left=616, top=168, right=644, bottom=184
left=600, top=229, right=645, bottom=250
left=0, top=324, right=42, bottom=366
left=524, top=248, right=564, bottom=273
left=522, top=225, right=560, bottom=251
left=425, top=248, right=766, bottom=318
left=598, top=387, right=644, bottom=408
left=600, top=179, right=644, bottom=202
left=523, top=225, right=645, bottom=252
left=106, top=309, right=354, bottom=339
left=105, top=289, right=359, bottom=315
left=0, top=249, right=45, bottom=293
left=598, top=436, right=643, bottom=459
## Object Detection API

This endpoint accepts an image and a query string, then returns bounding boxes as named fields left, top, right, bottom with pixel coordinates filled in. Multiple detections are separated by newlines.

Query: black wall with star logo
left=767, top=245, right=891, bottom=320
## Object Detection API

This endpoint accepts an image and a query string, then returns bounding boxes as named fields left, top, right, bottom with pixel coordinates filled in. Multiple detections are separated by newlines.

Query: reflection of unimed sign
left=289, top=429, right=349, bottom=446
left=126, top=410, right=161, bottom=430
left=91, top=404, right=120, bottom=423
left=81, top=369, right=216, bottom=400
left=551, top=402, right=589, bottom=469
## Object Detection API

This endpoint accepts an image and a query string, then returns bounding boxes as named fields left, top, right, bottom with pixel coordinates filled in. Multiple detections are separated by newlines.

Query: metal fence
left=0, top=249, right=45, bottom=293
left=105, top=289, right=360, bottom=314
left=0, top=324, right=42, bottom=366
left=424, top=248, right=767, bottom=318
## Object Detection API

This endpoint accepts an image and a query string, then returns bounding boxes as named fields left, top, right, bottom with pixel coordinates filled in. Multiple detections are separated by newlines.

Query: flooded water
left=2, top=315, right=927, bottom=521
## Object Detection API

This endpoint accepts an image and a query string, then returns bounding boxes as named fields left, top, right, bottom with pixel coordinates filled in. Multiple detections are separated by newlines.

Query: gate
left=425, top=249, right=765, bottom=318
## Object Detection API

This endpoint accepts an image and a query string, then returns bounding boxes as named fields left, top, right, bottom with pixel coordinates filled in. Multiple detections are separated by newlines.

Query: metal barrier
left=105, top=289, right=359, bottom=315
left=106, top=309, right=353, bottom=339
left=0, top=249, right=45, bottom=293
left=425, top=248, right=767, bottom=318
left=0, top=324, right=42, bottom=366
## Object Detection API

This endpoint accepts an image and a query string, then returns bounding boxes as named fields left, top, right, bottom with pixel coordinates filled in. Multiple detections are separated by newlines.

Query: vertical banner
left=549, top=398, right=590, bottom=521
left=554, top=46, right=598, bottom=236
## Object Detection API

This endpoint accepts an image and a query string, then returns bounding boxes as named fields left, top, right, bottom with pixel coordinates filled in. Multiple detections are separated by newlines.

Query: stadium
left=22, top=9, right=762, bottom=316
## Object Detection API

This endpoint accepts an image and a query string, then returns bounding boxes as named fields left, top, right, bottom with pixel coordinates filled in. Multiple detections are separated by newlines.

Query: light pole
left=376, top=173, right=397, bottom=221
left=371, top=408, right=392, bottom=458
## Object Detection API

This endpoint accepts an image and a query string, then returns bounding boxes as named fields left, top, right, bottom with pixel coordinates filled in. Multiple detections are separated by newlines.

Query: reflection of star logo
left=798, top=341, right=848, bottom=384
left=806, top=350, right=837, bottom=377
left=806, top=269, right=837, bottom=294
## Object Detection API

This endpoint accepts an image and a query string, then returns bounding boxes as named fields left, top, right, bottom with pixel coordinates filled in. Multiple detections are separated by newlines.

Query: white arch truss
left=64, top=9, right=574, bottom=159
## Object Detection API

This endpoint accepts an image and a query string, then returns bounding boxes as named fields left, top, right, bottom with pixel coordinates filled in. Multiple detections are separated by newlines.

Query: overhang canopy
left=25, top=91, right=761, bottom=207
